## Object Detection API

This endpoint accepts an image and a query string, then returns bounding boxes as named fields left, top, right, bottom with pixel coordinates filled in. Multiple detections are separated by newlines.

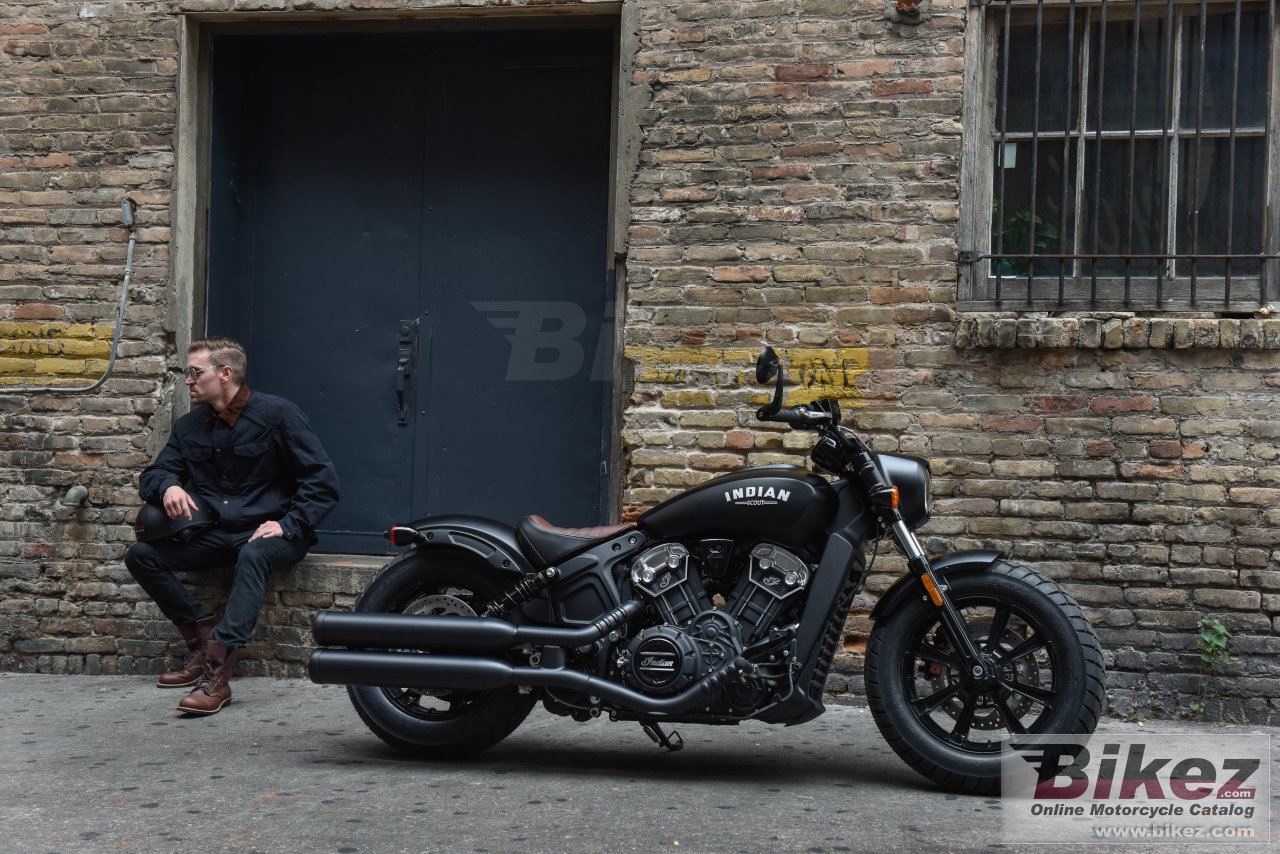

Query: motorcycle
left=308, top=348, right=1105, bottom=792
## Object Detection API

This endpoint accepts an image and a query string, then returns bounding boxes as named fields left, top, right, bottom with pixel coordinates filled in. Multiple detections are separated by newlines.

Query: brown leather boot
left=156, top=615, right=218, bottom=688
left=177, top=640, right=240, bottom=715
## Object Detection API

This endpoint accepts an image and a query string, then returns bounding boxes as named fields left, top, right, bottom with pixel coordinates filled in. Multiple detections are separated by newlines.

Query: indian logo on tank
left=723, top=484, right=792, bottom=506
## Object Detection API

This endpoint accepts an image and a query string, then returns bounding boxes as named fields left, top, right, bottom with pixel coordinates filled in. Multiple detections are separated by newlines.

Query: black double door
left=207, top=30, right=615, bottom=552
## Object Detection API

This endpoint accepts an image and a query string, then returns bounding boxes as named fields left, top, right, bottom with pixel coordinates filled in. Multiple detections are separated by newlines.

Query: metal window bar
left=1159, top=0, right=1176, bottom=305
left=1091, top=0, right=1109, bottom=304
left=1059, top=0, right=1078, bottom=303
left=1227, top=0, right=1244, bottom=303
left=995, top=0, right=1014, bottom=302
left=1192, top=0, right=1208, bottom=303
left=976, top=0, right=1279, bottom=311
left=1125, top=0, right=1142, bottom=304
left=1075, top=8, right=1092, bottom=286
left=1272, top=0, right=1278, bottom=305
left=1026, top=0, right=1045, bottom=304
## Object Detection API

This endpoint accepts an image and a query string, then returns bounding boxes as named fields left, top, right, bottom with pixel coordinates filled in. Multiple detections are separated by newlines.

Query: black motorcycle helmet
left=133, top=501, right=216, bottom=543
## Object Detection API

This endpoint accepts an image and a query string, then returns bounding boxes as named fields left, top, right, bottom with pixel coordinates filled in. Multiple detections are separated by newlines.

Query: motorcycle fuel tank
left=638, top=465, right=837, bottom=550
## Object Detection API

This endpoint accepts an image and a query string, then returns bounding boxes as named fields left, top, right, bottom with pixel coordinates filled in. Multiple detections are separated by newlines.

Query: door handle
left=395, top=355, right=409, bottom=424
left=395, top=320, right=418, bottom=426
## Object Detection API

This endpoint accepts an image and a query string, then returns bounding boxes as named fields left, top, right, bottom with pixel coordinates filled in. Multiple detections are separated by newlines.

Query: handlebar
left=757, top=405, right=833, bottom=428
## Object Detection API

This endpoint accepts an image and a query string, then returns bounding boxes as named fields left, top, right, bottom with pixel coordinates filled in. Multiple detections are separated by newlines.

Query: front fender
left=405, top=514, right=535, bottom=579
left=869, top=549, right=1004, bottom=622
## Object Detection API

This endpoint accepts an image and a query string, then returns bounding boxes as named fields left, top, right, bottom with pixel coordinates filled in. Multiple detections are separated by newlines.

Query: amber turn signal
left=920, top=573, right=944, bottom=607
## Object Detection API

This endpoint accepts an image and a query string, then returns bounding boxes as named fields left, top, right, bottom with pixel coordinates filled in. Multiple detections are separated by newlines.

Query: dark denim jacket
left=139, top=391, right=340, bottom=543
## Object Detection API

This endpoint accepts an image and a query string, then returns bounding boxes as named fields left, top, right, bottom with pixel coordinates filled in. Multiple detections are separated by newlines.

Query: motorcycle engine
left=625, top=544, right=743, bottom=695
left=624, top=612, right=741, bottom=695
left=623, top=541, right=811, bottom=697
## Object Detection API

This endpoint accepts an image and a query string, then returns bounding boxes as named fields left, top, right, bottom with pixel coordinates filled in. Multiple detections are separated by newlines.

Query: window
left=959, top=0, right=1279, bottom=311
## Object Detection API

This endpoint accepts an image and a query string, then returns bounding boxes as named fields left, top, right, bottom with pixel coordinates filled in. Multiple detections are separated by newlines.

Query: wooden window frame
left=958, top=0, right=1280, bottom=313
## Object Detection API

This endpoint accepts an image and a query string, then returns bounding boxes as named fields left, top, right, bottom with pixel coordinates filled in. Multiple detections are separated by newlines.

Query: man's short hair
left=188, top=337, right=247, bottom=384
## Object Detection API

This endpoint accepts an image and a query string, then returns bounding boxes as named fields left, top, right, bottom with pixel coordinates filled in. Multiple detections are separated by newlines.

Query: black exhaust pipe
left=312, top=600, right=644, bottom=652
left=310, top=651, right=514, bottom=691
left=308, top=649, right=750, bottom=716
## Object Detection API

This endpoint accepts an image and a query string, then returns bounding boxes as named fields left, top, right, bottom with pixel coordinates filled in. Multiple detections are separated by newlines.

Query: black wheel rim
left=377, top=579, right=494, bottom=722
left=900, top=597, right=1061, bottom=754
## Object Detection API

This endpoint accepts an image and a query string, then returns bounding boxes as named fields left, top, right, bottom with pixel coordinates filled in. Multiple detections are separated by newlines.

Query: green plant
left=1198, top=617, right=1232, bottom=672
left=1192, top=617, right=1232, bottom=718
left=991, top=199, right=1062, bottom=276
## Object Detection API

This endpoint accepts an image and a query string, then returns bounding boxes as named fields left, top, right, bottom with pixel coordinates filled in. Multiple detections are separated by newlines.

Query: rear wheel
left=865, top=561, right=1105, bottom=794
left=345, top=550, right=537, bottom=759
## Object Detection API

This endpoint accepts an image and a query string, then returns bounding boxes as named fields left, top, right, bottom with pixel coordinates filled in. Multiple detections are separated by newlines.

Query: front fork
left=843, top=429, right=994, bottom=681
left=888, top=518, right=993, bottom=681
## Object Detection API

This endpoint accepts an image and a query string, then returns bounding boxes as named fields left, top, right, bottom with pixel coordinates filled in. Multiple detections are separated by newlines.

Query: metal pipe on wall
left=0, top=197, right=138, bottom=396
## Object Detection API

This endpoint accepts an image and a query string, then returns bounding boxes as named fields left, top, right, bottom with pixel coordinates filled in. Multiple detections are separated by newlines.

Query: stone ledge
left=955, top=315, right=1280, bottom=350
left=275, top=552, right=388, bottom=594
left=178, top=552, right=389, bottom=598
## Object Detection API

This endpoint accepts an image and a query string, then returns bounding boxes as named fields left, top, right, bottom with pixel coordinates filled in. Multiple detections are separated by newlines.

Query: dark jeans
left=124, top=526, right=309, bottom=651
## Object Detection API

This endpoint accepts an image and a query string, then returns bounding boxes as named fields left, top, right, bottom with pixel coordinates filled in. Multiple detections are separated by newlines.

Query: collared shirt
left=218, top=383, right=251, bottom=428
left=139, top=389, right=340, bottom=543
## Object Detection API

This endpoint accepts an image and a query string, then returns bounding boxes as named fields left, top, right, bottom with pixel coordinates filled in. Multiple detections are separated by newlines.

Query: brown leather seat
left=516, top=515, right=635, bottom=569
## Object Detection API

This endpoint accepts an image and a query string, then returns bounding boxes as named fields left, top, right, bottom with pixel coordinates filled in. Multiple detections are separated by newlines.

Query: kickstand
left=641, top=721, right=684, bottom=752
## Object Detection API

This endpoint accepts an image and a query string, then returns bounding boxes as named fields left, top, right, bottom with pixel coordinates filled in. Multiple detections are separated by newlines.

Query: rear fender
left=403, top=514, right=535, bottom=579
left=869, top=550, right=1004, bottom=622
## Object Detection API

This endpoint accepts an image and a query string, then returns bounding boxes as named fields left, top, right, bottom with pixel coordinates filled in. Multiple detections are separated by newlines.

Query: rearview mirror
left=754, top=347, right=786, bottom=419
left=755, top=347, right=780, bottom=384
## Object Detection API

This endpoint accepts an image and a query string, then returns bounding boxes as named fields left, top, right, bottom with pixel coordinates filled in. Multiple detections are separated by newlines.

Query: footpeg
left=641, top=721, right=684, bottom=752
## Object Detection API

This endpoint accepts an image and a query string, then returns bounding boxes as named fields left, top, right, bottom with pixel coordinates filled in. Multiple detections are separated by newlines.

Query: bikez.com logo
left=1014, top=740, right=1260, bottom=819
left=723, top=486, right=791, bottom=506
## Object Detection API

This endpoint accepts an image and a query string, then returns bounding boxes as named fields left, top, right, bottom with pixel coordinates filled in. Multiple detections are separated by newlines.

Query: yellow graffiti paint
left=0, top=321, right=111, bottom=340
left=61, top=339, right=111, bottom=358
left=34, top=358, right=88, bottom=375
left=0, top=357, right=37, bottom=374
left=0, top=321, right=115, bottom=380
left=625, top=346, right=759, bottom=366
left=627, top=346, right=868, bottom=405
left=0, top=339, right=62, bottom=356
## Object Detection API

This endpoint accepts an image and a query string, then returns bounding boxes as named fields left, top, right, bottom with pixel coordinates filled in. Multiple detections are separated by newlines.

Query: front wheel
left=865, top=561, right=1105, bottom=794
left=345, top=549, right=538, bottom=759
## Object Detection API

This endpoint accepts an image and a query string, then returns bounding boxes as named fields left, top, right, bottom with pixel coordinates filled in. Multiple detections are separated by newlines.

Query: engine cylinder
left=630, top=542, right=712, bottom=626
left=726, top=543, right=811, bottom=643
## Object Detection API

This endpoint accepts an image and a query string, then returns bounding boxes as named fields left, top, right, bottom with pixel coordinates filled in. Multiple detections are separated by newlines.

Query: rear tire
left=865, top=561, right=1105, bottom=794
left=345, top=549, right=537, bottom=759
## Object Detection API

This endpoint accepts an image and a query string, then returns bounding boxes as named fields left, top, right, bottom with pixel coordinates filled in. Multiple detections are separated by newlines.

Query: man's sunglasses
left=185, top=364, right=225, bottom=381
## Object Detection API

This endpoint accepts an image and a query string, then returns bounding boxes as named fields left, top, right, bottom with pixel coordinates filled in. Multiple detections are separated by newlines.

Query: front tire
left=345, top=549, right=538, bottom=759
left=865, top=561, right=1105, bottom=794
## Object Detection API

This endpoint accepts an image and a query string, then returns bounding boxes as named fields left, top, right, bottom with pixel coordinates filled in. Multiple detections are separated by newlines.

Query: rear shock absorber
left=481, top=567, right=558, bottom=618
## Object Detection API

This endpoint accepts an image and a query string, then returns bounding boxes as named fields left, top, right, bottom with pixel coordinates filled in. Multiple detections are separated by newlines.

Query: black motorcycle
left=309, top=348, right=1104, bottom=792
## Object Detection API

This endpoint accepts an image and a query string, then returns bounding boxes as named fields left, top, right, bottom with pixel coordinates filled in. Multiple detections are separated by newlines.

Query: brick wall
left=618, top=0, right=1279, bottom=723
left=0, top=0, right=1276, bottom=723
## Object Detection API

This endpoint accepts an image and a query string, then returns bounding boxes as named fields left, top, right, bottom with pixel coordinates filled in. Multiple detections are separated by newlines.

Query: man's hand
left=250, top=520, right=285, bottom=541
left=162, top=485, right=200, bottom=520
